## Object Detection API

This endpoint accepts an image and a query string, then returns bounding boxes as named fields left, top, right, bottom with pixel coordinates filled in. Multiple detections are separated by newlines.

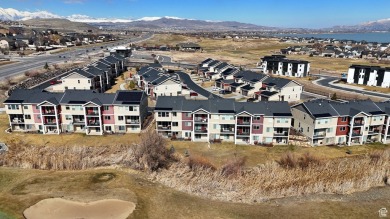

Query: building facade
left=154, top=96, right=292, bottom=145
left=5, top=89, right=148, bottom=135
left=347, top=65, right=390, bottom=88
left=260, top=55, right=310, bottom=77
left=291, top=99, right=390, bottom=146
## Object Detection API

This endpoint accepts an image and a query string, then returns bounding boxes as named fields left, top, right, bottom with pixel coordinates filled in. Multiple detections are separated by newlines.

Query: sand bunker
left=24, top=198, right=136, bottom=219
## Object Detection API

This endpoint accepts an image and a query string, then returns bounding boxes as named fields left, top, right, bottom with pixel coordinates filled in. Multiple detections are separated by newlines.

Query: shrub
left=278, top=152, right=298, bottom=168
left=221, top=156, right=246, bottom=178
left=187, top=154, right=216, bottom=171
left=133, top=129, right=172, bottom=171
left=298, top=152, right=321, bottom=169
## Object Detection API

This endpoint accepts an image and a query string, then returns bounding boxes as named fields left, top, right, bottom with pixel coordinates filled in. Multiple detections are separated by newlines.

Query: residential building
left=176, top=42, right=201, bottom=51
left=154, top=96, right=292, bottom=145
left=257, top=77, right=303, bottom=102
left=4, top=89, right=148, bottom=135
left=347, top=65, right=390, bottom=88
left=260, top=55, right=310, bottom=77
left=291, top=99, right=390, bottom=146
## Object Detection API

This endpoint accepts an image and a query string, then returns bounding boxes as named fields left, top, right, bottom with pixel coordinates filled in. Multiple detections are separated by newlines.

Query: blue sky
left=3, top=0, right=390, bottom=28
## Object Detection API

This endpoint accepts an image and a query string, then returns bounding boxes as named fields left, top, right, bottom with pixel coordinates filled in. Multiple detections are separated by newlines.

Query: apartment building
left=50, top=54, right=125, bottom=92
left=347, top=65, right=390, bottom=88
left=155, top=96, right=292, bottom=145
left=5, top=89, right=148, bottom=135
left=291, top=99, right=390, bottom=146
left=260, top=55, right=310, bottom=77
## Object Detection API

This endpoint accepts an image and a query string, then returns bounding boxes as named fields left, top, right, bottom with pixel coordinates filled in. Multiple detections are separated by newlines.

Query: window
left=128, top=106, right=137, bottom=111
left=66, top=106, right=70, bottom=110
left=298, top=122, right=301, bottom=128
left=254, top=116, right=261, bottom=121
left=340, top=127, right=346, bottom=131
left=327, top=128, right=333, bottom=133
left=118, top=126, right=125, bottom=131
left=172, top=122, right=178, bottom=127
left=172, top=112, right=177, bottom=117
left=78, top=80, right=80, bottom=84
left=24, top=114, right=31, bottom=120
left=37, top=115, right=41, bottom=120
left=185, top=132, right=191, bottom=138
left=185, top=113, right=191, bottom=117
left=266, top=127, right=271, bottom=132
left=65, top=115, right=72, bottom=120
left=36, top=105, right=39, bottom=110
left=105, top=126, right=112, bottom=131
left=307, top=127, right=310, bottom=132
left=118, top=116, right=124, bottom=121
left=23, top=105, right=28, bottom=109
left=184, top=122, right=192, bottom=126
left=104, top=106, right=109, bottom=111
left=104, top=116, right=111, bottom=120
left=253, top=125, right=260, bottom=130
left=341, top=117, right=347, bottom=122
left=8, top=104, right=19, bottom=110
left=88, top=80, right=90, bottom=83
left=26, top=124, right=32, bottom=130
left=158, top=112, right=169, bottom=117
left=253, top=136, right=259, bottom=141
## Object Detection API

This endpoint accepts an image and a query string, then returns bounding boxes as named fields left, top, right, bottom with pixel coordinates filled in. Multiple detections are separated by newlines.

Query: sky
left=3, top=0, right=390, bottom=28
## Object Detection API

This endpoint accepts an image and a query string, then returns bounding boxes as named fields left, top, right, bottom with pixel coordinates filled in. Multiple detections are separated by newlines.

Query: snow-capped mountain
left=0, top=7, right=187, bottom=23
left=0, top=8, right=60, bottom=21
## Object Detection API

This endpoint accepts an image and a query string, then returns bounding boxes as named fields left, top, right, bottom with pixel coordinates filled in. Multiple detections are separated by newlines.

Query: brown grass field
left=139, top=34, right=390, bottom=74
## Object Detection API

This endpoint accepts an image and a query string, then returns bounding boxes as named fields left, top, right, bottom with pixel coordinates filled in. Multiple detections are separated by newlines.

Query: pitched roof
left=155, top=96, right=291, bottom=116
left=234, top=71, right=268, bottom=83
left=263, top=77, right=295, bottom=89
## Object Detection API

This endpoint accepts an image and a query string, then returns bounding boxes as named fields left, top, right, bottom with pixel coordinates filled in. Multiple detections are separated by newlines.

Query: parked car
left=50, top=80, right=58, bottom=85
left=212, top=86, right=218, bottom=91
left=247, top=98, right=256, bottom=102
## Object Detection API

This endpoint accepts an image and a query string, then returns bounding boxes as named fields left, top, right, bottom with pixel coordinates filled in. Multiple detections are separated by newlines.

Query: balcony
left=10, top=116, right=24, bottom=124
left=221, top=128, right=235, bottom=133
left=194, top=129, right=208, bottom=133
left=87, top=120, right=100, bottom=126
left=353, top=119, right=364, bottom=126
left=157, top=125, right=171, bottom=130
left=313, top=132, right=326, bottom=138
left=237, top=117, right=251, bottom=125
left=86, top=110, right=99, bottom=116
left=350, top=132, right=362, bottom=137
left=43, top=120, right=57, bottom=125
left=274, top=131, right=288, bottom=137
left=194, top=117, right=208, bottom=123
left=41, top=107, right=56, bottom=115
left=236, top=130, right=250, bottom=136
left=126, top=120, right=140, bottom=124
left=73, top=119, right=85, bottom=125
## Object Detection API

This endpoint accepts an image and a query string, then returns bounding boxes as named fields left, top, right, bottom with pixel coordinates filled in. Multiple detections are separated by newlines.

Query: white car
left=212, top=86, right=219, bottom=91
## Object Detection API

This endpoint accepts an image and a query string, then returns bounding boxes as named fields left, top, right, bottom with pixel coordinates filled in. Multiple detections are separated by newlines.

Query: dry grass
left=151, top=149, right=390, bottom=203
left=0, top=61, right=17, bottom=66
left=336, top=80, right=390, bottom=94
left=141, top=34, right=390, bottom=73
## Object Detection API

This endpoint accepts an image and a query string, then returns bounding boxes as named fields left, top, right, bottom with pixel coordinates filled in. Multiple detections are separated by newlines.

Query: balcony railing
left=353, top=120, right=364, bottom=126
left=157, top=125, right=171, bottom=130
left=126, top=120, right=140, bottom=124
left=236, top=131, right=250, bottom=136
left=86, top=111, right=99, bottom=116
left=221, top=129, right=234, bottom=133
left=194, top=118, right=208, bottom=123
left=42, top=110, right=56, bottom=115
left=87, top=121, right=100, bottom=126
left=237, top=120, right=251, bottom=125
left=350, top=132, right=362, bottom=137
left=274, top=131, right=288, bottom=137
left=73, top=119, right=85, bottom=124
left=10, top=118, right=24, bottom=124
left=44, top=120, right=57, bottom=125
left=313, top=132, right=326, bottom=138
left=194, top=129, right=208, bottom=133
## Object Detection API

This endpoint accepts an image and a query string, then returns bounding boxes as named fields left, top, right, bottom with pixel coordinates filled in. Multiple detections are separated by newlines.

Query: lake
left=276, top=32, right=390, bottom=43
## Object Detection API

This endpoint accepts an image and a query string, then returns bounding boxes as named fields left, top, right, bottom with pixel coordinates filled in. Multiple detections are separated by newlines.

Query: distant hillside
left=91, top=17, right=280, bottom=31
left=330, top=18, right=390, bottom=32
left=21, top=18, right=98, bottom=32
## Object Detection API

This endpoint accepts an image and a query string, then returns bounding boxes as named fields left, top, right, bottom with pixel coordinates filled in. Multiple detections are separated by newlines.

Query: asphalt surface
left=0, top=33, right=153, bottom=80
left=313, top=74, right=390, bottom=99
left=175, top=71, right=221, bottom=99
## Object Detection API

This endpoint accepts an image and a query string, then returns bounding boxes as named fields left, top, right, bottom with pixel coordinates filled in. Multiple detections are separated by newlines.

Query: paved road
left=313, top=74, right=390, bottom=99
left=0, top=33, right=153, bottom=80
left=175, top=71, right=221, bottom=99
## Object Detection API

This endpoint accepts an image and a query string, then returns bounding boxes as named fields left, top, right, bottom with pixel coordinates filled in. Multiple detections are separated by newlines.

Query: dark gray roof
left=215, top=62, right=229, bottom=70
left=293, top=99, right=386, bottom=118
left=155, top=96, right=291, bottom=116
left=207, top=60, right=220, bottom=67
left=241, top=84, right=255, bottom=90
left=221, top=68, right=238, bottom=76
left=201, top=58, right=213, bottom=65
left=263, top=77, right=294, bottom=88
left=234, top=71, right=267, bottom=83
left=260, top=91, right=278, bottom=97
left=5, top=89, right=146, bottom=106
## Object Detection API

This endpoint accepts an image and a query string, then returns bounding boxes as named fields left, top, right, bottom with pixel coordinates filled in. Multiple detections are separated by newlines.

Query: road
left=0, top=33, right=153, bottom=80
left=313, top=74, right=390, bottom=99
left=175, top=71, right=221, bottom=99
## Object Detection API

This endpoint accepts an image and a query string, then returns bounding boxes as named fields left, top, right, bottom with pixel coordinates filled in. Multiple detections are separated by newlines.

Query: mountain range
left=1, top=7, right=390, bottom=32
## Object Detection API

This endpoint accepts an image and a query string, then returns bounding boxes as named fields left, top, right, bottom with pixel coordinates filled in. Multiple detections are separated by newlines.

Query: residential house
left=257, top=77, right=303, bottom=102
left=154, top=96, right=292, bottom=145
left=176, top=42, right=201, bottom=51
